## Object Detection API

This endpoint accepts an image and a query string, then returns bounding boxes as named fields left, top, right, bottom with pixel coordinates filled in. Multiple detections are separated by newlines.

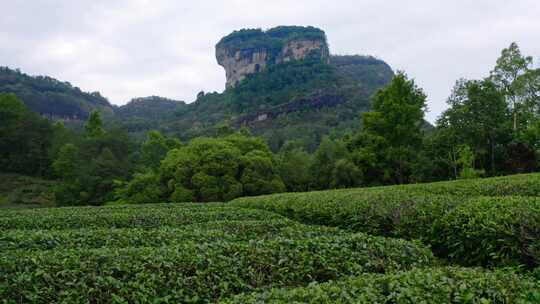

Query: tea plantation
left=2, top=174, right=540, bottom=303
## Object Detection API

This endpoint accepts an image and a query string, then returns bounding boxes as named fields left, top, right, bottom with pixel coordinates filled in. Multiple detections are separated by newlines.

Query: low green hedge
left=432, top=197, right=540, bottom=268
left=0, top=206, right=285, bottom=230
left=231, top=188, right=540, bottom=268
left=0, top=202, right=227, bottom=218
left=223, top=267, right=540, bottom=303
left=407, top=173, right=540, bottom=197
left=231, top=189, right=463, bottom=241
left=0, top=234, right=434, bottom=303
left=0, top=220, right=345, bottom=252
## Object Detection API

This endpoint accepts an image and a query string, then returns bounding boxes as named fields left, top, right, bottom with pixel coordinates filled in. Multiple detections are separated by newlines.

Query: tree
left=52, top=143, right=79, bottom=180
left=277, top=142, right=313, bottom=192
left=456, top=145, right=484, bottom=179
left=0, top=93, right=54, bottom=176
left=140, top=131, right=181, bottom=170
left=437, top=79, right=509, bottom=175
left=84, top=110, right=105, bottom=138
left=240, top=150, right=285, bottom=196
left=350, top=72, right=427, bottom=184
left=119, top=132, right=284, bottom=203
left=311, top=137, right=351, bottom=189
left=490, top=42, right=537, bottom=134
left=53, top=115, right=134, bottom=206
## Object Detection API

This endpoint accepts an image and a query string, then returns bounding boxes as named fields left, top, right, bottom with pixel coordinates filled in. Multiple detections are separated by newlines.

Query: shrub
left=0, top=220, right=345, bottom=252
left=432, top=197, right=540, bottom=268
left=0, top=234, right=434, bottom=303
left=407, top=173, right=540, bottom=196
left=223, top=267, right=540, bottom=303
left=231, top=174, right=540, bottom=268
left=231, top=189, right=464, bottom=241
left=0, top=205, right=286, bottom=230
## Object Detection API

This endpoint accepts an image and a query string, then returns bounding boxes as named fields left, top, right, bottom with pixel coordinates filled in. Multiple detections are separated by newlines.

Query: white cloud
left=1, top=0, right=539, bottom=122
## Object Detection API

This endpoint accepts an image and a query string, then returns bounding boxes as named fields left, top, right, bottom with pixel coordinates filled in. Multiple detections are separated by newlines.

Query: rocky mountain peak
left=216, top=26, right=330, bottom=88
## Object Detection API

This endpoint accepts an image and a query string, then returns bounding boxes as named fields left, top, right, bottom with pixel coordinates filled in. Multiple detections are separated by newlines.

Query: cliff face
left=216, top=26, right=329, bottom=88
left=215, top=47, right=269, bottom=88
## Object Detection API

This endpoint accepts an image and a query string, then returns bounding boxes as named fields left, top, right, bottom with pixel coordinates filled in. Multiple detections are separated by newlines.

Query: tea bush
left=223, top=267, right=540, bottom=303
left=231, top=174, right=540, bottom=268
left=0, top=205, right=285, bottom=230
left=432, top=197, right=540, bottom=268
left=0, top=220, right=345, bottom=251
left=0, top=234, right=434, bottom=303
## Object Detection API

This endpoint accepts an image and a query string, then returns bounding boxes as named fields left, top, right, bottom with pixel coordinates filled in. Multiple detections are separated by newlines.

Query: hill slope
left=0, top=67, right=114, bottom=121
left=160, top=52, right=393, bottom=150
left=0, top=26, right=394, bottom=150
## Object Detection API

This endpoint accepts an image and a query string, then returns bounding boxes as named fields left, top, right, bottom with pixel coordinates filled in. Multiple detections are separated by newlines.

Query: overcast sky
left=2, top=0, right=539, bottom=122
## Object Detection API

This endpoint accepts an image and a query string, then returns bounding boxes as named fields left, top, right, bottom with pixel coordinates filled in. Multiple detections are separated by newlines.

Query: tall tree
left=490, top=42, right=537, bottom=134
left=277, top=142, right=313, bottom=192
left=123, top=131, right=285, bottom=203
left=0, top=93, right=53, bottom=176
left=311, top=137, right=353, bottom=189
left=140, top=131, right=182, bottom=170
left=350, top=72, right=427, bottom=184
left=84, top=110, right=105, bottom=138
left=437, top=79, right=509, bottom=174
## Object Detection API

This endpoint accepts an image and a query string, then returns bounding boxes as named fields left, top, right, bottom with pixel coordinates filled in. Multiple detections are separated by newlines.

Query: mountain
left=160, top=26, right=394, bottom=150
left=0, top=67, right=114, bottom=121
left=0, top=26, right=394, bottom=151
left=216, top=26, right=330, bottom=88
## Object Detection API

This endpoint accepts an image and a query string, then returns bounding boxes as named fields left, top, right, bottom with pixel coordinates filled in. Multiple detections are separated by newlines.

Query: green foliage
left=155, top=53, right=392, bottom=152
left=0, top=93, right=54, bottom=176
left=114, top=171, right=163, bottom=204
left=349, top=72, right=427, bottom=185
left=432, top=197, right=540, bottom=268
left=120, top=132, right=284, bottom=203
left=311, top=137, right=361, bottom=189
left=216, top=26, right=327, bottom=61
left=0, top=66, right=113, bottom=120
left=84, top=110, right=105, bottom=138
left=231, top=187, right=460, bottom=242
left=0, top=173, right=56, bottom=208
left=52, top=143, right=79, bottom=179
left=0, top=204, right=434, bottom=303
left=140, top=130, right=182, bottom=170
left=428, top=43, right=540, bottom=180
left=276, top=142, right=313, bottom=192
left=225, top=267, right=540, bottom=303
left=0, top=220, right=344, bottom=252
left=230, top=56, right=338, bottom=112
left=490, top=42, right=538, bottom=135
left=436, top=79, right=509, bottom=175
left=0, top=204, right=285, bottom=230
left=231, top=173, right=540, bottom=268
left=114, top=96, right=186, bottom=138
left=412, top=173, right=540, bottom=197
left=52, top=114, right=134, bottom=206
left=0, top=235, right=432, bottom=303
left=457, top=144, right=485, bottom=179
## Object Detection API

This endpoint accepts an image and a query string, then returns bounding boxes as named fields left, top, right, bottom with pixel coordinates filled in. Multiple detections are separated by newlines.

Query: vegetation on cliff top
left=216, top=26, right=327, bottom=58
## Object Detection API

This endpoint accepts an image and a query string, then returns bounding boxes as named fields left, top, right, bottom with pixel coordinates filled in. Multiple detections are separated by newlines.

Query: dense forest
left=0, top=56, right=393, bottom=151
left=1, top=42, right=539, bottom=206
left=0, top=67, right=114, bottom=120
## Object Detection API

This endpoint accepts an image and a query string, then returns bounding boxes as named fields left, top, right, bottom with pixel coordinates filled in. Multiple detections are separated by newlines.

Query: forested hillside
left=0, top=67, right=114, bottom=121
left=157, top=54, right=393, bottom=151
left=2, top=40, right=539, bottom=207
